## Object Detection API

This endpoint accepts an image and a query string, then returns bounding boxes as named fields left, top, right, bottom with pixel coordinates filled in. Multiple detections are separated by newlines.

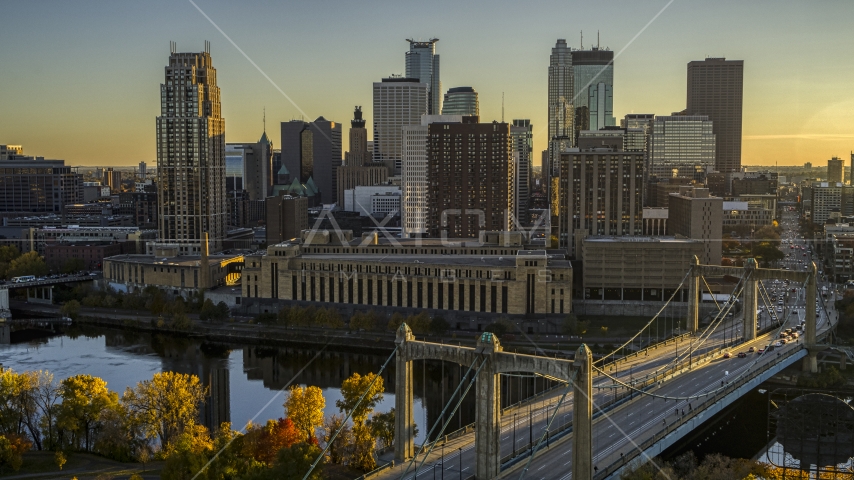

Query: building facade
left=405, top=38, right=441, bottom=115
left=426, top=118, right=514, bottom=238
left=0, top=157, right=82, bottom=214
left=242, top=231, right=572, bottom=319
left=511, top=119, right=533, bottom=226
left=648, top=115, right=716, bottom=179
left=828, top=157, right=844, bottom=183
left=156, top=45, right=227, bottom=254
left=687, top=57, right=744, bottom=173
left=280, top=118, right=341, bottom=205
left=373, top=77, right=428, bottom=176
left=581, top=236, right=704, bottom=302
left=343, top=185, right=400, bottom=217
left=572, top=47, right=615, bottom=136
left=668, top=187, right=723, bottom=265
left=441, top=87, right=479, bottom=116
left=555, top=148, right=645, bottom=258
left=401, top=115, right=463, bottom=237
left=265, top=195, right=308, bottom=245
left=337, top=107, right=388, bottom=206
left=547, top=39, right=574, bottom=144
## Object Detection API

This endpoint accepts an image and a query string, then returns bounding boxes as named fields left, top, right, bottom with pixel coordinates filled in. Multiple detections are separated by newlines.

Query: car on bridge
left=748, top=346, right=756, bottom=353
left=737, top=352, right=747, bottom=358
left=723, top=352, right=731, bottom=358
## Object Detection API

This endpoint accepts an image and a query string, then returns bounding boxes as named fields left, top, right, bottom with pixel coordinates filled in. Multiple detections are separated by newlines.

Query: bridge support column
left=742, top=263, right=758, bottom=342
left=687, top=256, right=700, bottom=333
left=394, top=324, right=415, bottom=463
left=475, top=359, right=500, bottom=479
left=573, top=344, right=592, bottom=480
left=803, top=263, right=818, bottom=373
left=26, top=286, right=53, bottom=305
left=841, top=355, right=847, bottom=371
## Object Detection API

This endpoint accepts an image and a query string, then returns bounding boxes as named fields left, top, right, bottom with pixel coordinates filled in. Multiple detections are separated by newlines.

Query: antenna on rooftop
left=580, top=31, right=583, bottom=49
left=502, top=92, right=504, bottom=123
left=263, top=107, right=266, bottom=133
left=598, top=30, right=600, bottom=49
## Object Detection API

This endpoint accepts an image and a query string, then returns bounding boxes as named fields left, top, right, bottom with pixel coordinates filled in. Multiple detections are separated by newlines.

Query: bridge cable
left=302, top=344, right=398, bottom=480
left=517, top=372, right=578, bottom=480
left=599, top=274, right=748, bottom=389
left=701, top=275, right=722, bottom=312
left=594, top=270, right=692, bottom=366
left=591, top=275, right=810, bottom=401
left=398, top=358, right=488, bottom=480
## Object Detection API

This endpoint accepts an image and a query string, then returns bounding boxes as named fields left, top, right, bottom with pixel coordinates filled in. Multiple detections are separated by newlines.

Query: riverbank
left=11, top=301, right=622, bottom=356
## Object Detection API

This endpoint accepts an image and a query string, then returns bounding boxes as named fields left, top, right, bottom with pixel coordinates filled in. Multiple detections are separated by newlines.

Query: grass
left=1, top=452, right=163, bottom=480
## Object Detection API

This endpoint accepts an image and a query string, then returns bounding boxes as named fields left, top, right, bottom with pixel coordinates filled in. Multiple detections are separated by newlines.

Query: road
left=385, top=209, right=837, bottom=480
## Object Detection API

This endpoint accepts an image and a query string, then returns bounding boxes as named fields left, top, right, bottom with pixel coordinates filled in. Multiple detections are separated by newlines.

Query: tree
left=336, top=372, right=384, bottom=426
left=406, top=312, right=431, bottom=334
left=55, top=450, right=67, bottom=470
left=430, top=316, right=450, bottom=336
left=61, top=258, right=86, bottom=275
left=243, top=442, right=324, bottom=480
left=122, top=371, right=208, bottom=448
left=0, top=435, right=27, bottom=474
left=0, top=246, right=21, bottom=279
left=349, top=423, right=377, bottom=472
left=60, top=300, right=81, bottom=321
left=320, top=414, right=352, bottom=465
left=284, top=385, right=325, bottom=441
left=216, top=301, right=231, bottom=321
left=245, top=418, right=302, bottom=465
left=169, top=311, right=193, bottom=331
left=198, top=299, right=218, bottom=322
left=350, top=311, right=379, bottom=331
left=6, top=251, right=48, bottom=279
left=32, top=370, right=61, bottom=451
left=368, top=409, right=394, bottom=449
left=387, top=312, right=405, bottom=332
left=160, top=423, right=213, bottom=480
left=562, top=314, right=590, bottom=335
left=57, top=374, right=119, bottom=452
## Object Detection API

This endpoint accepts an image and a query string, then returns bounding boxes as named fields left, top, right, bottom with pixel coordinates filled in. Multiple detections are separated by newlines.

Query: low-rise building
left=722, top=201, right=774, bottom=233
left=45, top=242, right=124, bottom=271
left=343, top=185, right=401, bottom=217
left=578, top=236, right=705, bottom=315
left=241, top=230, right=572, bottom=328
left=103, top=243, right=244, bottom=297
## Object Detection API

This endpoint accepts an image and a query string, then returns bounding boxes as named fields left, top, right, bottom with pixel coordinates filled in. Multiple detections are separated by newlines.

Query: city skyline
left=1, top=0, right=853, bottom=167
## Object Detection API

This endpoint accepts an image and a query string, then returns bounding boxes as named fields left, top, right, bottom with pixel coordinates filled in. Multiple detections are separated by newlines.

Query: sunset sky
left=1, top=0, right=852, bottom=167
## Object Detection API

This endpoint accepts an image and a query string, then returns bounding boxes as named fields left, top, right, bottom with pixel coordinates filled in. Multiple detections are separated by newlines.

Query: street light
left=441, top=444, right=444, bottom=480
left=513, top=413, right=517, bottom=455
left=458, top=447, right=462, bottom=480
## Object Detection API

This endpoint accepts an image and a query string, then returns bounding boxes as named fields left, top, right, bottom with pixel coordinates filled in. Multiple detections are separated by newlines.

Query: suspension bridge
left=305, top=255, right=840, bottom=480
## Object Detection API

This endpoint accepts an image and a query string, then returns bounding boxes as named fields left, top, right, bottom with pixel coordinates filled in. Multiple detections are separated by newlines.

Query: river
left=0, top=325, right=556, bottom=444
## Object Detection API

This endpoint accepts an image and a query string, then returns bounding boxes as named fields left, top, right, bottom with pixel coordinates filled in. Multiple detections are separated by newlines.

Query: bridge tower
left=572, top=344, right=593, bottom=480
left=687, top=255, right=700, bottom=333
left=394, top=324, right=415, bottom=463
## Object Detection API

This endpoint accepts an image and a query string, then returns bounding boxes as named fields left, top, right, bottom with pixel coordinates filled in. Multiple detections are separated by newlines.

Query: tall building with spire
left=156, top=42, right=226, bottom=254
left=337, top=106, right=388, bottom=206
left=547, top=39, right=574, bottom=144
left=405, top=39, right=441, bottom=115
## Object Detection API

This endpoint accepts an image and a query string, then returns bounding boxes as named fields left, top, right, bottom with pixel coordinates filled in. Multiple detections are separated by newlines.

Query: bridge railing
left=592, top=344, right=806, bottom=480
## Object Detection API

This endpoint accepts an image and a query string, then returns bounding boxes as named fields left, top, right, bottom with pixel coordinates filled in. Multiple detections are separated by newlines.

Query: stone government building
left=241, top=230, right=572, bottom=333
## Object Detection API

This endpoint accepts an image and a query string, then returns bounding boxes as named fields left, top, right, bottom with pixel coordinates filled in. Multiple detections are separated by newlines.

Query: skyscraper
left=280, top=117, right=342, bottom=204
left=427, top=118, right=514, bottom=238
left=227, top=133, right=272, bottom=201
left=687, top=58, right=744, bottom=173
left=573, top=47, right=615, bottom=134
left=442, top=87, right=479, bottom=116
left=648, top=115, right=716, bottom=180
left=372, top=77, right=428, bottom=176
left=547, top=39, right=574, bottom=144
left=401, top=114, right=462, bottom=237
left=828, top=156, right=844, bottom=183
left=405, top=38, right=441, bottom=115
left=156, top=42, right=226, bottom=254
left=556, top=146, right=644, bottom=257
left=337, top=107, right=388, bottom=206
left=511, top=119, right=533, bottom=226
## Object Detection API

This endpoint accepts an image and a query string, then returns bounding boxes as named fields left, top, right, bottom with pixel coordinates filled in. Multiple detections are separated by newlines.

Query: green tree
left=406, top=312, right=432, bottom=334
left=6, top=251, right=48, bottom=279
left=170, top=311, right=193, bottom=331
left=387, top=312, right=405, bottom=332
left=368, top=409, right=394, bottom=449
left=60, top=300, right=81, bottom=321
left=562, top=314, right=590, bottom=335
left=198, top=299, right=218, bottom=322
left=216, top=301, right=230, bottom=320
left=243, top=442, right=324, bottom=480
left=122, top=371, right=208, bottom=448
left=284, top=385, right=325, bottom=441
left=0, top=246, right=21, bottom=279
left=57, top=374, right=120, bottom=451
left=336, top=372, right=384, bottom=427
left=61, top=258, right=86, bottom=274
left=430, top=316, right=450, bottom=335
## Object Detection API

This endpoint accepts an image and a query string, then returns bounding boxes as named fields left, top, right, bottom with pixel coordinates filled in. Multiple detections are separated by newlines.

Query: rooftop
left=104, top=253, right=244, bottom=267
